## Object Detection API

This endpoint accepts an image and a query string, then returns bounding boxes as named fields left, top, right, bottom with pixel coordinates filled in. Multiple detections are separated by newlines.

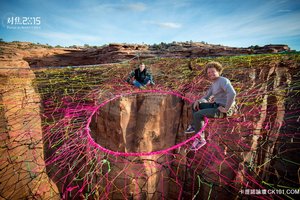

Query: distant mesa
left=0, top=40, right=294, bottom=68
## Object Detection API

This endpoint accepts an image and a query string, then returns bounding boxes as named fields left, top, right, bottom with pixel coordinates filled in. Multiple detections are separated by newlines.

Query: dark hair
left=204, top=61, right=223, bottom=75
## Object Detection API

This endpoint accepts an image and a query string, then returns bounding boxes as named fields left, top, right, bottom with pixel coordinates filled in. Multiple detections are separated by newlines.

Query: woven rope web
left=1, top=53, right=299, bottom=199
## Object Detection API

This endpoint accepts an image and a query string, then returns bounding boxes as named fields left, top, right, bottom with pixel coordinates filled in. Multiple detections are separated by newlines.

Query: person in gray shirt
left=184, top=61, right=237, bottom=150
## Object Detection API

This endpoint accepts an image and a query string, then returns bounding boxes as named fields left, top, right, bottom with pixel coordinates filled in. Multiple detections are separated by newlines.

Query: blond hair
left=204, top=61, right=223, bottom=75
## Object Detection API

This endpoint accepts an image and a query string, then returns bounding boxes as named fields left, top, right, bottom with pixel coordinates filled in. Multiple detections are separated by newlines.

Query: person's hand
left=208, top=96, right=215, bottom=103
left=198, top=98, right=208, bottom=103
left=193, top=101, right=200, bottom=111
left=130, top=78, right=136, bottom=84
left=218, top=106, right=227, bottom=113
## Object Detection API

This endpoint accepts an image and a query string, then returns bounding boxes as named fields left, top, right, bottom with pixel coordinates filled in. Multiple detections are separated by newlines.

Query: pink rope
left=85, top=89, right=208, bottom=157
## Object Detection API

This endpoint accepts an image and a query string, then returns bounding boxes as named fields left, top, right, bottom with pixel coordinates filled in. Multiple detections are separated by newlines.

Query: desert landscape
left=0, top=40, right=299, bottom=199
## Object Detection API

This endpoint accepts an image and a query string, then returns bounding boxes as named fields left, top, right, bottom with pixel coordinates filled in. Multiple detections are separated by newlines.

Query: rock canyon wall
left=0, top=67, right=59, bottom=199
left=0, top=41, right=299, bottom=199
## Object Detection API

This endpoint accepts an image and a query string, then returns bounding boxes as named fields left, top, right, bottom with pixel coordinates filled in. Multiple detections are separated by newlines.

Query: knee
left=133, top=80, right=140, bottom=86
left=193, top=111, right=204, bottom=119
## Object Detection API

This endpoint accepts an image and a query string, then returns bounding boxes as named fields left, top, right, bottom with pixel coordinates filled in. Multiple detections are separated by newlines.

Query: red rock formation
left=90, top=93, right=184, bottom=153
left=0, top=40, right=298, bottom=199
left=89, top=93, right=187, bottom=199
left=0, top=63, right=59, bottom=199
left=0, top=41, right=293, bottom=68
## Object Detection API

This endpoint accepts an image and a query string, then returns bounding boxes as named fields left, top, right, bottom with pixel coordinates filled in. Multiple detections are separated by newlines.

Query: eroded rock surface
left=1, top=41, right=299, bottom=199
left=0, top=41, right=292, bottom=68
left=0, top=65, right=59, bottom=199
left=90, top=93, right=185, bottom=153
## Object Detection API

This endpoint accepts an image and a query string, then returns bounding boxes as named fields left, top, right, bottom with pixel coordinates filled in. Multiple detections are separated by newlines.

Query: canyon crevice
left=0, top=67, right=59, bottom=199
left=1, top=41, right=299, bottom=199
left=89, top=93, right=186, bottom=153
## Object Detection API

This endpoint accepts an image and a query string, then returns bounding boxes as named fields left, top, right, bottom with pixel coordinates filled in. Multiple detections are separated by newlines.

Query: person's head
left=139, top=63, right=146, bottom=71
left=204, top=61, right=223, bottom=81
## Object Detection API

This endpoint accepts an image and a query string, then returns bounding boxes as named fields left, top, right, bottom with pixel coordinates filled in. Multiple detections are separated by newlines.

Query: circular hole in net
left=87, top=90, right=205, bottom=156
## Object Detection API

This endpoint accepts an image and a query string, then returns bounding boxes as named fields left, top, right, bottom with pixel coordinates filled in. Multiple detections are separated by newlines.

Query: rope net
left=1, top=53, right=300, bottom=199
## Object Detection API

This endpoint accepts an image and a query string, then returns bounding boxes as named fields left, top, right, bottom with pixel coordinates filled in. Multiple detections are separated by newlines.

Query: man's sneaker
left=190, top=138, right=207, bottom=151
left=184, top=125, right=195, bottom=134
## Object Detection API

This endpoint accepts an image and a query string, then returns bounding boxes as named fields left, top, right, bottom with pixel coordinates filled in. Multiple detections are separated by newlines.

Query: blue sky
left=1, top=0, right=300, bottom=50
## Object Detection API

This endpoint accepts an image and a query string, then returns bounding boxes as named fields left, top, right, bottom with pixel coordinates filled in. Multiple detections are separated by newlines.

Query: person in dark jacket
left=126, top=63, right=155, bottom=88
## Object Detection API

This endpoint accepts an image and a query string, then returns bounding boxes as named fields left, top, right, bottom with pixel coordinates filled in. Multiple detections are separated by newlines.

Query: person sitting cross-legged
left=126, top=63, right=155, bottom=89
left=184, top=61, right=237, bottom=151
